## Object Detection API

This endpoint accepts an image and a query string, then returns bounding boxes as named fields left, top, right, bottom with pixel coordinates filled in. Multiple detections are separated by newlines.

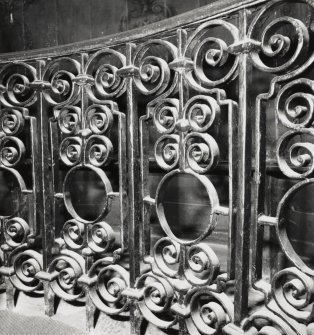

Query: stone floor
left=0, top=286, right=168, bottom=335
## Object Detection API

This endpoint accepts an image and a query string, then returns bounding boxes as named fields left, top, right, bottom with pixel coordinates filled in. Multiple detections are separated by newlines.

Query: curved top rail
left=0, top=0, right=266, bottom=63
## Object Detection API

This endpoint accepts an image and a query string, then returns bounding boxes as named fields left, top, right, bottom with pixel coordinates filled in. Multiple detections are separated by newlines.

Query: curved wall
left=0, top=0, right=214, bottom=53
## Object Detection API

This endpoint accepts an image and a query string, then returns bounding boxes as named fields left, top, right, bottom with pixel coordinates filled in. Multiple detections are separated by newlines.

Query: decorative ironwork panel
left=0, top=61, right=42, bottom=304
left=38, top=52, right=129, bottom=327
left=239, top=1, right=314, bottom=335
left=130, top=22, right=240, bottom=334
left=0, top=1, right=313, bottom=335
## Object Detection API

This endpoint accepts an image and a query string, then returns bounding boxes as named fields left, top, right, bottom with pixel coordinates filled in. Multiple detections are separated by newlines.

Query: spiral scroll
left=0, top=109, right=25, bottom=135
left=87, top=221, right=115, bottom=253
left=272, top=267, right=314, bottom=323
left=0, top=62, right=36, bottom=107
left=153, top=99, right=179, bottom=134
left=184, top=19, right=239, bottom=89
left=48, top=250, right=85, bottom=301
left=59, top=136, right=82, bottom=166
left=276, top=129, right=314, bottom=178
left=185, top=243, right=220, bottom=286
left=153, top=237, right=180, bottom=278
left=133, top=40, right=177, bottom=96
left=62, top=219, right=85, bottom=250
left=136, top=273, right=177, bottom=329
left=10, top=250, right=43, bottom=292
left=184, top=133, right=220, bottom=174
left=89, top=263, right=129, bottom=315
left=185, top=288, right=234, bottom=335
left=4, top=218, right=30, bottom=248
left=0, top=136, right=26, bottom=167
left=184, top=95, right=220, bottom=133
left=85, top=49, right=126, bottom=100
left=43, top=57, right=81, bottom=106
left=242, top=309, right=298, bottom=335
left=84, top=104, right=113, bottom=135
left=56, top=106, right=81, bottom=135
left=154, top=134, right=179, bottom=171
left=249, top=2, right=310, bottom=73
left=85, top=135, right=113, bottom=167
left=276, top=79, right=314, bottom=129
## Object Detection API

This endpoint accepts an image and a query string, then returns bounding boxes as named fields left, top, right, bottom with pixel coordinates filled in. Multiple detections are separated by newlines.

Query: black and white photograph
left=0, top=0, right=313, bottom=334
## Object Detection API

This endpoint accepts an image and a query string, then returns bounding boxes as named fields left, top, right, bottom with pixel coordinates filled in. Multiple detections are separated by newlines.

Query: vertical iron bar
left=252, top=96, right=266, bottom=285
left=117, top=111, right=128, bottom=254
left=36, top=59, right=55, bottom=316
left=234, top=8, right=252, bottom=325
left=140, top=113, right=151, bottom=257
left=37, top=59, right=54, bottom=270
left=125, top=43, right=142, bottom=334
left=177, top=28, right=190, bottom=335
left=79, top=53, right=92, bottom=272
left=228, top=100, right=238, bottom=280
left=2, top=224, right=14, bottom=310
left=126, top=42, right=141, bottom=290
left=177, top=29, right=188, bottom=171
left=29, top=116, right=39, bottom=236
left=80, top=52, right=97, bottom=334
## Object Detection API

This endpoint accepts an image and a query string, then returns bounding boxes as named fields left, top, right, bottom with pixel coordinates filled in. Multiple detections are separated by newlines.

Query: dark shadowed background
left=0, top=0, right=218, bottom=53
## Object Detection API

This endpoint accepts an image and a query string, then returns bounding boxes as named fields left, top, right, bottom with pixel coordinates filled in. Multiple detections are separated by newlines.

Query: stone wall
left=0, top=0, right=215, bottom=52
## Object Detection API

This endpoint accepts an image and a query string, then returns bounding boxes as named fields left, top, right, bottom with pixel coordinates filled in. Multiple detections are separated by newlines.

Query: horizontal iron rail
left=0, top=0, right=268, bottom=63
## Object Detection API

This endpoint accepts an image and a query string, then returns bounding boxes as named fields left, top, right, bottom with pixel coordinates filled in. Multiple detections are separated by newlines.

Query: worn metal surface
left=0, top=0, right=313, bottom=334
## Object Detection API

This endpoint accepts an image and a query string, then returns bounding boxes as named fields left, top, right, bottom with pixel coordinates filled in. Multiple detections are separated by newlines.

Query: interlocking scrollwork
left=43, top=57, right=81, bottom=106
left=0, top=80, right=39, bottom=296
left=136, top=272, right=177, bottom=329
left=244, top=1, right=314, bottom=335
left=85, top=49, right=126, bottom=100
left=48, top=250, right=85, bottom=301
left=0, top=63, right=37, bottom=107
left=272, top=267, right=314, bottom=323
left=62, top=218, right=116, bottom=253
left=184, top=20, right=239, bottom=90
left=56, top=104, right=114, bottom=168
left=152, top=95, right=220, bottom=174
left=0, top=1, right=313, bottom=334
left=134, top=39, right=178, bottom=96
left=88, top=261, right=129, bottom=315
left=37, top=48, right=128, bottom=324
left=9, top=249, right=43, bottom=293
left=185, top=288, right=234, bottom=335
left=138, top=20, right=237, bottom=333
left=242, top=309, right=300, bottom=335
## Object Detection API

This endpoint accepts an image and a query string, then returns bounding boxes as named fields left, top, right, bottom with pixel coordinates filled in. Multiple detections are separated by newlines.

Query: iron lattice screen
left=0, top=0, right=313, bottom=334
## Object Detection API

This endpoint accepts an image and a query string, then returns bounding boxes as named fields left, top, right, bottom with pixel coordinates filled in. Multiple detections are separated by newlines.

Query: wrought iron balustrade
left=0, top=0, right=314, bottom=334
